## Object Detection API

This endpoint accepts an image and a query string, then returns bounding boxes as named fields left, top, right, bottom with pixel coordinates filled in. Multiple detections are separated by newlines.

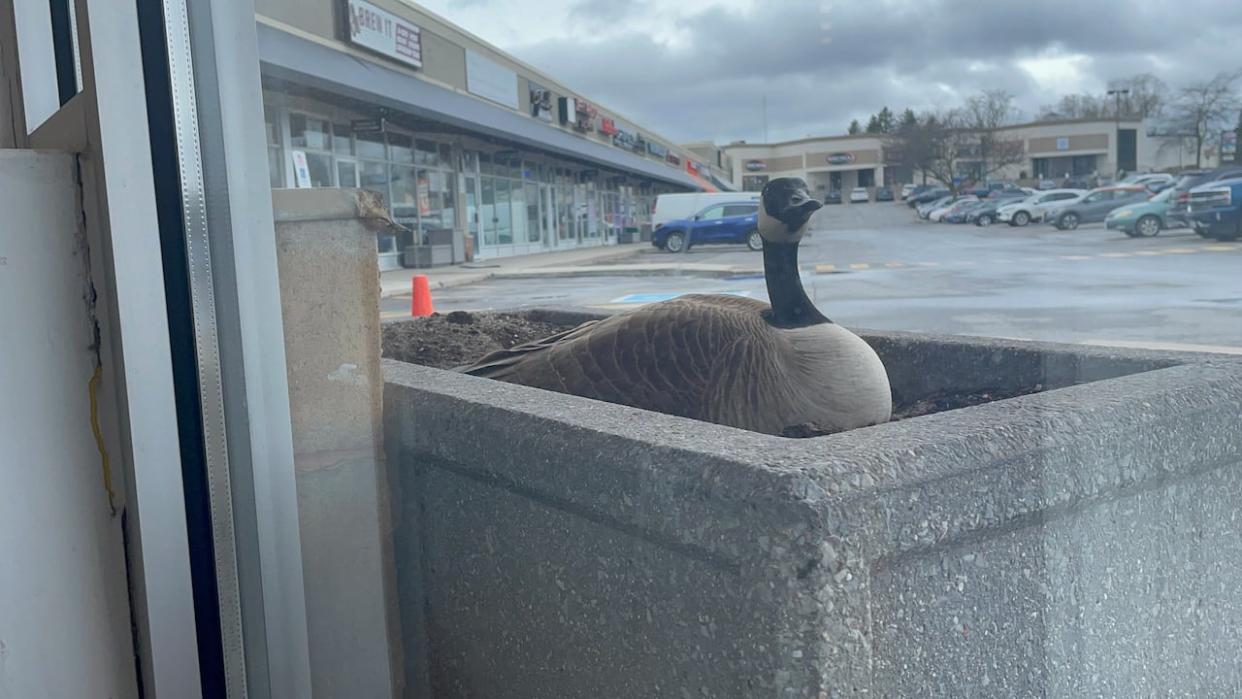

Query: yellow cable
left=89, top=365, right=118, bottom=517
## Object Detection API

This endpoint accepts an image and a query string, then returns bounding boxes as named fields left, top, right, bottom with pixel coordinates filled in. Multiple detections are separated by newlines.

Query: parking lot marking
left=1204, top=244, right=1240, bottom=252
left=1162, top=248, right=1198, bottom=254
left=1099, top=252, right=1134, bottom=258
left=884, top=262, right=906, bottom=268
left=1059, top=255, right=1091, bottom=261
left=815, top=263, right=836, bottom=272
left=1134, top=250, right=1163, bottom=256
left=914, top=261, right=941, bottom=267
left=849, top=263, right=871, bottom=270
left=380, top=310, right=409, bottom=320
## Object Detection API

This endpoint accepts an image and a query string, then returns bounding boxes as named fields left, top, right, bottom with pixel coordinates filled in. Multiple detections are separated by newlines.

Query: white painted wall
left=0, top=151, right=138, bottom=698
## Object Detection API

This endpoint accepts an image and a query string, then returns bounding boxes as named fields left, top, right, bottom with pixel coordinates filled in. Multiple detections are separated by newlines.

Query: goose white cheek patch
left=757, top=206, right=803, bottom=244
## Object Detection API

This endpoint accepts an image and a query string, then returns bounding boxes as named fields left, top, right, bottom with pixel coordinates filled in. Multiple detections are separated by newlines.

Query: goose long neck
left=762, top=239, right=830, bottom=327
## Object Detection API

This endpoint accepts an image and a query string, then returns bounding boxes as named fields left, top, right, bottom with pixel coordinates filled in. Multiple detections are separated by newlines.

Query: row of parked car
left=902, top=168, right=1242, bottom=240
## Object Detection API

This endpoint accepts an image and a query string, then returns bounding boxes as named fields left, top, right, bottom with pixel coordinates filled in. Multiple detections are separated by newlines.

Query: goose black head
left=758, top=177, right=823, bottom=244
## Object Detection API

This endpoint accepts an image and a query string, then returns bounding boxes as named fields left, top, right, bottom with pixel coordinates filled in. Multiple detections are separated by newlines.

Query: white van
left=653, top=191, right=759, bottom=229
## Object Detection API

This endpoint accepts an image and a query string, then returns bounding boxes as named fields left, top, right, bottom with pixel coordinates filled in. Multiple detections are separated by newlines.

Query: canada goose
left=460, top=177, right=892, bottom=436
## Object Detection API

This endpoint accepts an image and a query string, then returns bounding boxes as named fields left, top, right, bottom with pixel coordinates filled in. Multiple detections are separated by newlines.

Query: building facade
left=256, top=0, right=723, bottom=268
left=721, top=118, right=1215, bottom=194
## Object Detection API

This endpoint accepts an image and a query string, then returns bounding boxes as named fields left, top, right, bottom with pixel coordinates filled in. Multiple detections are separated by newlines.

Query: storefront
left=254, top=0, right=702, bottom=268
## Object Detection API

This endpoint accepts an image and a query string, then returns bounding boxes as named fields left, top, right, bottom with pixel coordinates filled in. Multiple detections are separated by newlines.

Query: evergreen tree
left=899, top=108, right=918, bottom=130
left=847, top=119, right=862, bottom=135
left=876, top=106, right=895, bottom=133
left=865, top=114, right=882, bottom=134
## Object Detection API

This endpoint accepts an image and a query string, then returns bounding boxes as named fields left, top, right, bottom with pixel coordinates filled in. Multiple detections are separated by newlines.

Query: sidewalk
left=379, top=244, right=644, bottom=297
left=379, top=244, right=782, bottom=297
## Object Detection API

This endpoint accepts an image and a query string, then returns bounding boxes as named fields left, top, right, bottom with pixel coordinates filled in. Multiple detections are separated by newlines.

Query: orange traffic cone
left=411, top=275, right=434, bottom=317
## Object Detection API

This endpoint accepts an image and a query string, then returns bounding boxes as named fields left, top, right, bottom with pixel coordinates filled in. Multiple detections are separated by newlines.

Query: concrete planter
left=383, top=309, right=1242, bottom=697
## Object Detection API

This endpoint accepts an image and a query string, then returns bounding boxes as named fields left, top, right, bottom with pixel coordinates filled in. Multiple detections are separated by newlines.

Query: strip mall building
left=255, top=0, right=729, bottom=268
left=721, top=118, right=1213, bottom=194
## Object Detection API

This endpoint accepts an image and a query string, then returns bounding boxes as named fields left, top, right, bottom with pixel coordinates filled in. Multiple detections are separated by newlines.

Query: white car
left=900, top=183, right=916, bottom=200
left=1121, top=173, right=1174, bottom=189
left=996, top=189, right=1086, bottom=226
left=849, top=187, right=870, bottom=203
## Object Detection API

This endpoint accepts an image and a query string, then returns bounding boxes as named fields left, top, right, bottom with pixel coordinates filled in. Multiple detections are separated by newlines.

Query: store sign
left=1223, top=131, right=1238, bottom=160
left=465, top=49, right=519, bottom=110
left=529, top=81, right=553, bottom=121
left=1055, top=137, right=1070, bottom=151
left=646, top=141, right=669, bottom=158
left=345, top=0, right=422, bottom=69
left=825, top=152, right=856, bottom=165
left=558, top=96, right=576, bottom=126
left=599, top=118, right=619, bottom=136
left=574, top=99, right=598, bottom=132
left=351, top=117, right=387, bottom=134
left=744, top=159, right=767, bottom=171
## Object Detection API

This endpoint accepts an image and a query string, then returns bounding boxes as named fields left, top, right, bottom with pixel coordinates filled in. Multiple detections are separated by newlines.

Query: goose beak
left=780, top=186, right=822, bottom=230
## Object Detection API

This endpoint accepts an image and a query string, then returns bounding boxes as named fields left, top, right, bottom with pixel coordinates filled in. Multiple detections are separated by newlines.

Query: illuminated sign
left=346, top=0, right=422, bottom=69
left=825, top=152, right=856, bottom=165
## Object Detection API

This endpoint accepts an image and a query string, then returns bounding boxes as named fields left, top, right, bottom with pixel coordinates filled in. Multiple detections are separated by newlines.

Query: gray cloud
left=495, top=0, right=1242, bottom=142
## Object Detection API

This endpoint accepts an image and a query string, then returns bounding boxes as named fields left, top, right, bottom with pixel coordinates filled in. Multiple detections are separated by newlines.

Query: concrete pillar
left=272, top=188, right=402, bottom=697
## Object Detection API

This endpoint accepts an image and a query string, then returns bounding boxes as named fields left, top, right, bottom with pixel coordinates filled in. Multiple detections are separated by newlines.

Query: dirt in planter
left=382, top=310, right=570, bottom=370
left=385, top=311, right=1045, bottom=436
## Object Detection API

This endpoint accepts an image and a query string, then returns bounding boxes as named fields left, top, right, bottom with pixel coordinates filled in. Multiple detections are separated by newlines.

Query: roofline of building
left=255, top=21, right=703, bottom=190
left=721, top=116, right=1147, bottom=151
left=388, top=1, right=702, bottom=165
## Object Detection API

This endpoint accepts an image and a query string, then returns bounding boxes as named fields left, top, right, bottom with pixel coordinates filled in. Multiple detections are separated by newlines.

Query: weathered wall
left=273, top=187, right=401, bottom=697
left=0, top=151, right=138, bottom=697
left=383, top=313, right=1242, bottom=697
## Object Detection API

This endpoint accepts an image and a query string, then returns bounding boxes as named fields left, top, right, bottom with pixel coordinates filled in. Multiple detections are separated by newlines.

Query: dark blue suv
left=652, top=201, right=762, bottom=253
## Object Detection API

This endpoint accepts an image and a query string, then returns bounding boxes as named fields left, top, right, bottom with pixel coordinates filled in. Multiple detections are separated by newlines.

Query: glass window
left=356, top=131, right=385, bottom=160
left=510, top=181, right=527, bottom=243
left=495, top=178, right=513, bottom=245
left=303, top=151, right=333, bottom=188
left=439, top=143, right=453, bottom=169
left=479, top=153, right=493, bottom=176
left=698, top=205, right=726, bottom=220
left=267, top=147, right=283, bottom=188
left=481, top=177, right=497, bottom=246
left=461, top=150, right=479, bottom=174
left=336, top=159, right=357, bottom=188
left=525, top=182, right=541, bottom=242
left=289, top=112, right=330, bottom=150
left=417, top=169, right=456, bottom=232
left=389, top=164, right=419, bottom=223
left=722, top=204, right=756, bottom=217
left=359, top=160, right=389, bottom=203
left=332, top=123, right=353, bottom=155
left=464, top=176, right=478, bottom=240
left=388, top=132, right=414, bottom=164
left=263, top=104, right=280, bottom=146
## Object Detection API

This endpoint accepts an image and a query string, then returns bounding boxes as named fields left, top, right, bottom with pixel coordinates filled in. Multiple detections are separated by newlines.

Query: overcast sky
left=417, top=0, right=1242, bottom=144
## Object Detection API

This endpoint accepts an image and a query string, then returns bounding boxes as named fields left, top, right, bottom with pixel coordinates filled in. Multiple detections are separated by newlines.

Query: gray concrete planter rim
left=383, top=307, right=1242, bottom=561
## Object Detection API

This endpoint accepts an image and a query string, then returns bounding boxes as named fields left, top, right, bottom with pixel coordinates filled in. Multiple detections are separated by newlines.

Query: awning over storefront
left=255, top=22, right=703, bottom=191
left=708, top=172, right=735, bottom=192
left=687, top=171, right=718, bottom=192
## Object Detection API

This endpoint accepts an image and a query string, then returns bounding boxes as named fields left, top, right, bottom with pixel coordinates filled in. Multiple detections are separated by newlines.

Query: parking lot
left=383, top=200, right=1242, bottom=350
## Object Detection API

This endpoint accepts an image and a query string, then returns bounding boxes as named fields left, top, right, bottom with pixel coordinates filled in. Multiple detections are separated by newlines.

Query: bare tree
left=1110, top=73, right=1168, bottom=119
left=1166, top=71, right=1242, bottom=168
left=955, top=90, right=1027, bottom=182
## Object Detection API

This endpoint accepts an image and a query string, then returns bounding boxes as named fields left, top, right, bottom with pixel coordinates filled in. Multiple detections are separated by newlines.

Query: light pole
left=1107, top=88, right=1130, bottom=177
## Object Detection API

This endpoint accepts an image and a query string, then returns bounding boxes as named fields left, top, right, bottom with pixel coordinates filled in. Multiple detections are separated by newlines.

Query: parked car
left=849, top=187, right=870, bottom=203
left=917, top=195, right=954, bottom=219
left=908, top=187, right=950, bottom=208
left=899, top=184, right=917, bottom=200
left=875, top=186, right=895, bottom=202
left=1104, top=186, right=1180, bottom=237
left=1050, top=186, right=1150, bottom=230
left=653, top=191, right=760, bottom=229
left=996, top=189, right=1085, bottom=226
left=969, top=198, right=1017, bottom=226
left=943, top=200, right=989, bottom=224
left=1187, top=176, right=1242, bottom=241
left=1121, top=172, right=1175, bottom=189
left=823, top=190, right=843, bottom=205
left=1167, top=167, right=1242, bottom=231
left=1061, top=175, right=1096, bottom=190
left=929, top=195, right=978, bottom=222
left=651, top=201, right=761, bottom=253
